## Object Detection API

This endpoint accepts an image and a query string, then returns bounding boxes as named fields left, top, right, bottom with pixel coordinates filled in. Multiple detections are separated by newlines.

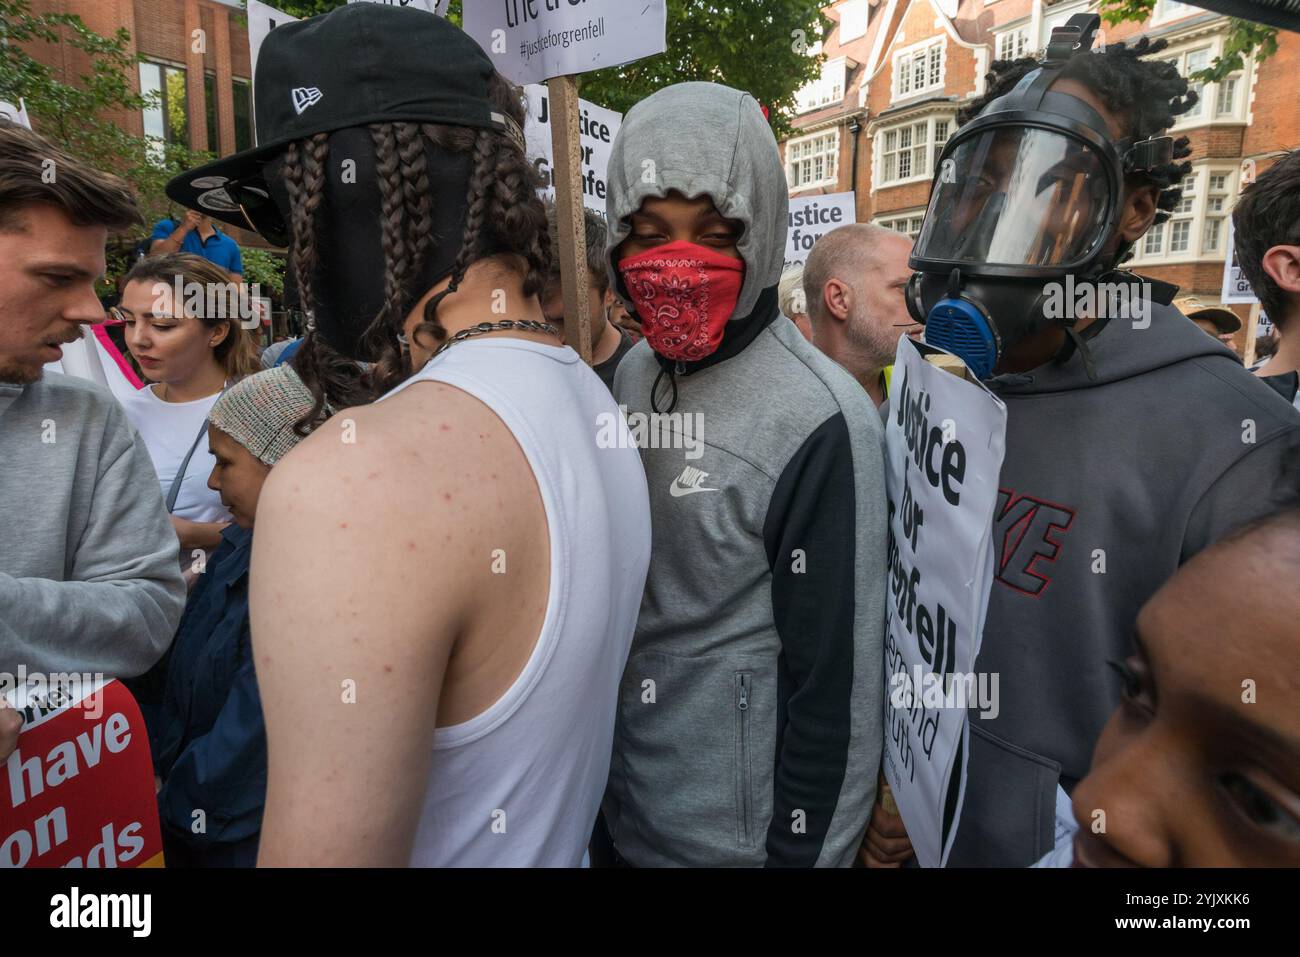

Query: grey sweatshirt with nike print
left=602, top=83, right=889, bottom=867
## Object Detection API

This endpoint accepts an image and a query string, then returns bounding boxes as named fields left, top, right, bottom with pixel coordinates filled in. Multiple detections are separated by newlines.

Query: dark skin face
left=994, top=77, right=1160, bottom=375
left=1071, top=522, right=1300, bottom=866
left=207, top=426, right=272, bottom=529
left=617, top=190, right=745, bottom=263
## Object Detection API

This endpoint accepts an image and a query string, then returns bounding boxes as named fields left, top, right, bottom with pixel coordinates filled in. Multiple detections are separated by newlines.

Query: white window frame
left=795, top=56, right=850, bottom=114
left=892, top=37, right=945, bottom=103
left=874, top=114, right=952, bottom=188
left=994, top=25, right=1031, bottom=62
left=875, top=212, right=927, bottom=239
left=1038, top=1, right=1091, bottom=52
left=1161, top=36, right=1248, bottom=128
left=1153, top=0, right=1200, bottom=25
left=786, top=129, right=841, bottom=191
left=1131, top=165, right=1240, bottom=265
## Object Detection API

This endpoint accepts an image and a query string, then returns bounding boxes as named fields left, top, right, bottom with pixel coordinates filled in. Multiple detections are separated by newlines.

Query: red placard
left=1, top=678, right=163, bottom=868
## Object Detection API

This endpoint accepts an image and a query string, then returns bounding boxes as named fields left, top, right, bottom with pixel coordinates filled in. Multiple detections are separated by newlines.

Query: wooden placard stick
left=1242, top=302, right=1261, bottom=369
left=546, top=75, right=593, bottom=365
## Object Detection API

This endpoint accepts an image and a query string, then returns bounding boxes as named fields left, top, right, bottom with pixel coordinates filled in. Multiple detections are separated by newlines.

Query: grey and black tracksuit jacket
left=601, top=82, right=889, bottom=867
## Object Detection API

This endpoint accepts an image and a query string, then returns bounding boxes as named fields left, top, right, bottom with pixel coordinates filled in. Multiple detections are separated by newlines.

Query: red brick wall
left=866, top=2, right=980, bottom=221
left=1244, top=30, right=1300, bottom=161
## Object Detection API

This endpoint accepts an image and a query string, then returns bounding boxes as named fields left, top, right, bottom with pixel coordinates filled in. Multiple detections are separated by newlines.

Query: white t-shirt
left=381, top=338, right=651, bottom=868
left=120, top=384, right=231, bottom=524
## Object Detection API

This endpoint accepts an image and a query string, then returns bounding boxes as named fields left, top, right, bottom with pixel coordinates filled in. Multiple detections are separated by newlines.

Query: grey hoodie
left=603, top=83, right=888, bottom=867
left=948, top=295, right=1300, bottom=867
left=0, top=374, right=185, bottom=678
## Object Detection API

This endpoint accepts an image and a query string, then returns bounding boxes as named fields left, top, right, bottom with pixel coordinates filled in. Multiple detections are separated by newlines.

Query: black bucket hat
left=165, top=3, right=522, bottom=246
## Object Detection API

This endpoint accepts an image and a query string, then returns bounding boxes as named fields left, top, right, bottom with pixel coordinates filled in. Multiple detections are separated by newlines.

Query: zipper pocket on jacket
left=735, top=671, right=754, bottom=848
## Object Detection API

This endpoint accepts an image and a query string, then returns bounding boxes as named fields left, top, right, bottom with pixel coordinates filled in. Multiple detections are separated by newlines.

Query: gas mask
left=905, top=13, right=1173, bottom=379
left=263, top=126, right=473, bottom=361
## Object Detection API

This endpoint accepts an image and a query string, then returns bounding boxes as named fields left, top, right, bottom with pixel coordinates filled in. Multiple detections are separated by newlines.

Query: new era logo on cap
left=291, top=86, right=323, bottom=115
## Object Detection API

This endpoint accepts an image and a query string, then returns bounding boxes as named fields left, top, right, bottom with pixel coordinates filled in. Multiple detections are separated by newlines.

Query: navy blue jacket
left=152, top=524, right=265, bottom=867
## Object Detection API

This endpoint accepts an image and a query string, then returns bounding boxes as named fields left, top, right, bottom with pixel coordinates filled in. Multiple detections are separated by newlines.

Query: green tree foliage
left=1100, top=0, right=1278, bottom=83
left=0, top=0, right=215, bottom=283
left=267, top=0, right=829, bottom=134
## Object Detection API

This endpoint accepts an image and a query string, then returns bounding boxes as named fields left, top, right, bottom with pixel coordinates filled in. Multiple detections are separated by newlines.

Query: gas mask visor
left=914, top=125, right=1113, bottom=272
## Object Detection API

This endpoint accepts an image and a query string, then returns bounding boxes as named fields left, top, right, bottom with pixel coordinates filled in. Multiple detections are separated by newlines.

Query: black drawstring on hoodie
left=651, top=363, right=680, bottom=414
left=646, top=286, right=782, bottom=414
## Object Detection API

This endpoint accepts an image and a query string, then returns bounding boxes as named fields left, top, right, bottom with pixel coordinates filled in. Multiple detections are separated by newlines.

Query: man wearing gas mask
left=898, top=16, right=1300, bottom=867
left=163, top=4, right=652, bottom=866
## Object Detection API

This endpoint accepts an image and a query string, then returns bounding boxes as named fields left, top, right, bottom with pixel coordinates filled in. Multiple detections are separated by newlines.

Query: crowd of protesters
left=1, top=3, right=1299, bottom=869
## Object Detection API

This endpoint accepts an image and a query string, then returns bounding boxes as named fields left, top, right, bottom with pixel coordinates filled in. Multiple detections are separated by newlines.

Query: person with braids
left=164, top=3, right=650, bottom=866
left=879, top=15, right=1300, bottom=867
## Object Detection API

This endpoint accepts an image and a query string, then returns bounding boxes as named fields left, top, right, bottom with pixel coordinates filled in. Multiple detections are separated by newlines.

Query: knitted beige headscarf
left=209, top=365, right=318, bottom=466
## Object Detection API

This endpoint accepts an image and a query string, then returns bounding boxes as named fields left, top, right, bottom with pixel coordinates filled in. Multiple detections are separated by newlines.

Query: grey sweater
left=602, top=83, right=888, bottom=867
left=948, top=298, right=1300, bottom=866
left=0, top=373, right=185, bottom=678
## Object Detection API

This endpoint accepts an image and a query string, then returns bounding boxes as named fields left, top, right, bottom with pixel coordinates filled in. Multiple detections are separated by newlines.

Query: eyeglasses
left=223, top=175, right=290, bottom=248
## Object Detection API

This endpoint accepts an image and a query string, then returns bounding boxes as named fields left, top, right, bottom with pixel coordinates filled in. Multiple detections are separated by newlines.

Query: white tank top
left=382, top=337, right=651, bottom=867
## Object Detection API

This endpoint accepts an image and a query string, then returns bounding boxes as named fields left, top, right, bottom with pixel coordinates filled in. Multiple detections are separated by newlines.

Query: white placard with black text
left=882, top=337, right=1006, bottom=868
left=523, top=84, right=620, bottom=216
left=1221, top=218, right=1260, bottom=305
left=464, top=0, right=667, bottom=87
left=785, top=192, right=856, bottom=270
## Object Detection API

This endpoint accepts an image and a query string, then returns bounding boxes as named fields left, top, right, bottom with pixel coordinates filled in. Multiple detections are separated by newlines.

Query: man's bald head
left=800, top=223, right=917, bottom=402
left=803, top=224, right=911, bottom=325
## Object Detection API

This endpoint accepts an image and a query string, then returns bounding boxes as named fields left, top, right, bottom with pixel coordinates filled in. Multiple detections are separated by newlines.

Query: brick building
left=781, top=0, right=1300, bottom=349
left=24, top=0, right=267, bottom=251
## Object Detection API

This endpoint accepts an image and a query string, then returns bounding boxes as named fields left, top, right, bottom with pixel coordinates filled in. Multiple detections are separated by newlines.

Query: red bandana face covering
left=618, top=240, right=746, bottom=362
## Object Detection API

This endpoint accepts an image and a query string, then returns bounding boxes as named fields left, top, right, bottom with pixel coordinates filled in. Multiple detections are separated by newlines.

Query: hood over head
left=605, top=82, right=787, bottom=322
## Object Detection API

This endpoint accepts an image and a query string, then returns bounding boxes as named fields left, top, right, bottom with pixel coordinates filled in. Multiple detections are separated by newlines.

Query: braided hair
left=279, top=72, right=552, bottom=425
left=958, top=36, right=1198, bottom=266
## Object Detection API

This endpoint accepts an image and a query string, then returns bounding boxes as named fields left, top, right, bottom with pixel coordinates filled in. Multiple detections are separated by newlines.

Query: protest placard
left=1, top=677, right=163, bottom=868
left=882, top=337, right=1007, bottom=867
left=464, top=0, right=667, bottom=88
left=523, top=84, right=620, bottom=215
left=784, top=192, right=856, bottom=269
left=1221, top=218, right=1260, bottom=306
left=247, top=0, right=299, bottom=137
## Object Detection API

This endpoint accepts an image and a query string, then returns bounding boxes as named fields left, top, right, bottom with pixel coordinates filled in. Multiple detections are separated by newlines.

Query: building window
left=1162, top=41, right=1246, bottom=126
left=204, top=72, right=218, bottom=155
left=796, top=57, right=850, bottom=114
left=1215, top=75, right=1240, bottom=117
left=1203, top=172, right=1231, bottom=254
left=787, top=131, right=840, bottom=189
left=233, top=78, right=254, bottom=152
left=1134, top=166, right=1238, bottom=263
left=139, top=61, right=189, bottom=162
left=838, top=0, right=869, bottom=43
left=1040, top=2, right=1091, bottom=50
left=877, top=214, right=925, bottom=239
left=1144, top=226, right=1165, bottom=256
left=1181, top=48, right=1210, bottom=119
left=877, top=115, right=950, bottom=186
left=995, top=27, right=1030, bottom=62
left=1154, top=0, right=1198, bottom=24
left=894, top=40, right=944, bottom=100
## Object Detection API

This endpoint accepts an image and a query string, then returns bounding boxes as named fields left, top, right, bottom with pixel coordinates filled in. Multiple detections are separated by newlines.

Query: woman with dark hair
left=164, top=4, right=651, bottom=866
left=117, top=253, right=262, bottom=570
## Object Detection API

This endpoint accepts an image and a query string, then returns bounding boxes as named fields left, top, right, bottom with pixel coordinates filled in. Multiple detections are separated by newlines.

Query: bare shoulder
left=263, top=382, right=509, bottom=501
left=256, top=378, right=540, bottom=582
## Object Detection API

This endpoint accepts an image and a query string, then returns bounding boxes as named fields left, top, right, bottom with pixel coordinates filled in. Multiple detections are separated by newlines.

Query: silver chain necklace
left=428, top=320, right=560, bottom=360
